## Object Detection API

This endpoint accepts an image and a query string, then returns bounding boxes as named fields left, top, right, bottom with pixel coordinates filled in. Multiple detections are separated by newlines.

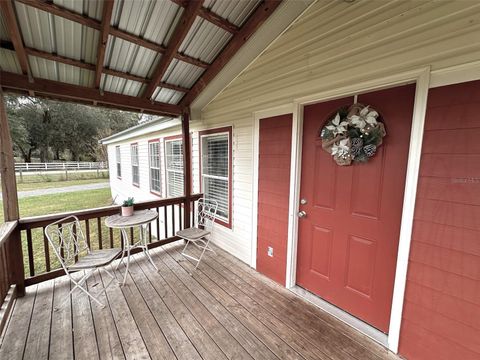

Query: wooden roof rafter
left=180, top=0, right=283, bottom=107
left=143, top=0, right=204, bottom=100
left=94, top=0, right=114, bottom=89
left=169, top=0, right=239, bottom=34
left=0, top=0, right=31, bottom=78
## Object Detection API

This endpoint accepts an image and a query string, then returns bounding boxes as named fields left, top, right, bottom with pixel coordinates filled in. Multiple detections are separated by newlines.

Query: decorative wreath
left=320, top=103, right=386, bottom=166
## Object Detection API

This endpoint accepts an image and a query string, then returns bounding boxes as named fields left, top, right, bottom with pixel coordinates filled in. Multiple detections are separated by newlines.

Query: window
left=200, top=127, right=232, bottom=227
left=115, top=145, right=121, bottom=178
left=131, top=143, right=139, bottom=186
left=165, top=138, right=184, bottom=197
left=149, top=140, right=161, bottom=194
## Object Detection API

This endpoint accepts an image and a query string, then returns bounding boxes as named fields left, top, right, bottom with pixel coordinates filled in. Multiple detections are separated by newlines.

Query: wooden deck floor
left=0, top=242, right=399, bottom=360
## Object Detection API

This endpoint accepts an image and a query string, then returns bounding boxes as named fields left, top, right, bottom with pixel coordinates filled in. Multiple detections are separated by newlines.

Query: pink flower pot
left=121, top=206, right=134, bottom=217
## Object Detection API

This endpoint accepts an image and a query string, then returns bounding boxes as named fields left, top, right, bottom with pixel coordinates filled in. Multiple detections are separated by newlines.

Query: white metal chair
left=45, top=215, right=122, bottom=310
left=177, top=198, right=218, bottom=269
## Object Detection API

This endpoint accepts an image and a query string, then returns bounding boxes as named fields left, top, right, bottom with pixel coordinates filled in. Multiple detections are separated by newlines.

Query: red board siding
left=256, top=114, right=292, bottom=285
left=399, top=80, right=480, bottom=360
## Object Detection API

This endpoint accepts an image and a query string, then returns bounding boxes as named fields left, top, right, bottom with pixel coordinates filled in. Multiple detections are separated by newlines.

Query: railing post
left=0, top=90, right=25, bottom=296
left=181, top=107, right=192, bottom=228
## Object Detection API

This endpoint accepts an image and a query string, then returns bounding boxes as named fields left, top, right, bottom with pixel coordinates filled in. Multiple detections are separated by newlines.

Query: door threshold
left=290, top=286, right=389, bottom=347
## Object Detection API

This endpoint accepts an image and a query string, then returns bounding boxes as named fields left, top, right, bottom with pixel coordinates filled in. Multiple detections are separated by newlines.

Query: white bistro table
left=105, top=209, right=158, bottom=285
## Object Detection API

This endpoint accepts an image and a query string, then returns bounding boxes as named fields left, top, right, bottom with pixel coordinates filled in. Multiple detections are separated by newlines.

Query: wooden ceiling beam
left=198, top=7, right=239, bottom=34
left=0, top=0, right=31, bottom=77
left=180, top=0, right=282, bottom=107
left=1, top=41, right=190, bottom=93
left=170, top=0, right=239, bottom=34
left=15, top=0, right=209, bottom=69
left=94, top=0, right=114, bottom=88
left=0, top=71, right=182, bottom=116
left=143, top=0, right=204, bottom=99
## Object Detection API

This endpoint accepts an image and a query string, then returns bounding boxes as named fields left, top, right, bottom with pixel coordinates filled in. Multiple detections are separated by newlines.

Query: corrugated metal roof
left=14, top=2, right=99, bottom=63
left=203, top=0, right=261, bottom=27
left=102, top=74, right=145, bottom=97
left=153, top=87, right=184, bottom=105
left=105, top=36, right=160, bottom=78
left=0, top=49, right=22, bottom=73
left=112, top=0, right=183, bottom=46
left=179, top=17, right=232, bottom=63
left=28, top=55, right=94, bottom=87
left=0, top=0, right=273, bottom=107
left=162, top=58, right=204, bottom=89
left=54, top=0, right=103, bottom=21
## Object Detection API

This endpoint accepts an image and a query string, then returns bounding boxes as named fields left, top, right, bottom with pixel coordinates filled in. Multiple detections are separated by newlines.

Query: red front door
left=296, top=85, right=415, bottom=332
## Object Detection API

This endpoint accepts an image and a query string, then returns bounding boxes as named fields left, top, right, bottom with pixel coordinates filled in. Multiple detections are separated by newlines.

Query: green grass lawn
left=17, top=178, right=109, bottom=191
left=16, top=171, right=109, bottom=191
left=0, top=187, right=117, bottom=276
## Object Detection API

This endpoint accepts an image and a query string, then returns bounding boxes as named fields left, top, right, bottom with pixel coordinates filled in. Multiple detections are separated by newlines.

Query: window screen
left=116, top=145, right=121, bottom=178
left=165, top=139, right=184, bottom=197
left=201, top=132, right=230, bottom=223
left=149, top=141, right=161, bottom=194
left=131, top=144, right=139, bottom=186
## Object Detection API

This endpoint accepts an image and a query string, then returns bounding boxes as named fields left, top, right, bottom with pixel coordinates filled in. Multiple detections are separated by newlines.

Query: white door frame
left=286, top=67, right=431, bottom=353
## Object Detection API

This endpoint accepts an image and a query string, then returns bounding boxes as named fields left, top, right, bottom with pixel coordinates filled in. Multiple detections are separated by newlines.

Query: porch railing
left=17, top=194, right=202, bottom=286
left=0, top=221, right=19, bottom=334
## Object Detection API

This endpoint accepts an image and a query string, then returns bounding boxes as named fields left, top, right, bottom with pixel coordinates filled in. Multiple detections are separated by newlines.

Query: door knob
left=297, top=211, right=307, bottom=218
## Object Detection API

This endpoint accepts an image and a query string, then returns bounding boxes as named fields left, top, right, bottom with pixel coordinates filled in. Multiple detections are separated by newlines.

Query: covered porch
left=0, top=241, right=397, bottom=360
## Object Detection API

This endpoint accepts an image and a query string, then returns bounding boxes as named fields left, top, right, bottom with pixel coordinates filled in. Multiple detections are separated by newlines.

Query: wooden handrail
left=0, top=221, right=17, bottom=246
left=19, top=194, right=202, bottom=229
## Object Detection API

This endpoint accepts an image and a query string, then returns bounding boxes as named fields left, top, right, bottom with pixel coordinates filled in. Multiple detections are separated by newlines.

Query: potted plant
left=121, top=197, right=134, bottom=217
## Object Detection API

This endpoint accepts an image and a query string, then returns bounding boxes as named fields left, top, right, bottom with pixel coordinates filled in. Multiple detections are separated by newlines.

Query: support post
left=181, top=108, right=192, bottom=229
left=0, top=90, right=25, bottom=296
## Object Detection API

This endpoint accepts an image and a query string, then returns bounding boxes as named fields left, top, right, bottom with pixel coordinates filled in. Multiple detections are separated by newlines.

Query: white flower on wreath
left=326, top=113, right=349, bottom=135
left=331, top=138, right=350, bottom=157
left=349, top=106, right=379, bottom=129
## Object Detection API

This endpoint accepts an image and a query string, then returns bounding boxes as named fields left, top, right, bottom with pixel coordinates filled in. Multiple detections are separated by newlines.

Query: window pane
left=202, top=135, right=228, bottom=177
left=203, top=176, right=229, bottom=220
left=131, top=144, right=139, bottom=185
left=149, top=142, right=161, bottom=193
left=167, top=171, right=184, bottom=198
left=165, top=140, right=184, bottom=197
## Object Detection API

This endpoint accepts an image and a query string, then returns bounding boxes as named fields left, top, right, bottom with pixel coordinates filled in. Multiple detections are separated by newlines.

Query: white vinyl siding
left=201, top=131, right=230, bottom=224
left=149, top=141, right=161, bottom=194
left=115, top=145, right=121, bottom=178
left=165, top=139, right=184, bottom=198
left=131, top=144, right=139, bottom=186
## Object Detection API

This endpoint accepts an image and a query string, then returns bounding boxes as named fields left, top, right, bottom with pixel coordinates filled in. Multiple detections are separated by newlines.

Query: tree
left=5, top=95, right=142, bottom=162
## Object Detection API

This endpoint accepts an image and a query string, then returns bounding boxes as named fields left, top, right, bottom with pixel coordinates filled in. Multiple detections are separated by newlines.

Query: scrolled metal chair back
left=196, top=198, right=218, bottom=232
left=45, top=215, right=89, bottom=269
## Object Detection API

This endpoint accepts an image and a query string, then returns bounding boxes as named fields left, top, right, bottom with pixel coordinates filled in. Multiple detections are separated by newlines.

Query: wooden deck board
left=1, top=242, right=400, bottom=360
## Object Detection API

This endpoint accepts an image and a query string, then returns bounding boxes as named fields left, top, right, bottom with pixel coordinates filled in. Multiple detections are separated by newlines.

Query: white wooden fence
left=15, top=162, right=108, bottom=172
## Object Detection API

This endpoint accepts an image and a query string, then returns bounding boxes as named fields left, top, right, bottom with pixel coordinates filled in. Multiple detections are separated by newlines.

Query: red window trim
left=130, top=142, right=139, bottom=187
left=115, top=145, right=122, bottom=180
left=148, top=138, right=162, bottom=197
left=198, top=126, right=233, bottom=229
